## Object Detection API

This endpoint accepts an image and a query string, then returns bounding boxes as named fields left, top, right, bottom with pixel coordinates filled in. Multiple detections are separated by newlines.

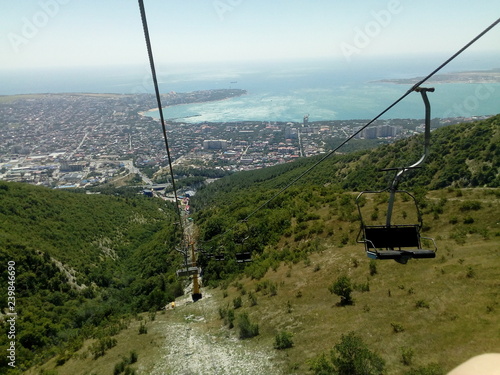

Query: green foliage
left=401, top=347, right=414, bottom=366
left=415, top=300, right=430, bottom=309
left=310, top=332, right=385, bottom=375
left=332, top=332, right=385, bottom=375
left=329, top=275, right=354, bottom=306
left=89, top=336, right=117, bottom=359
left=391, top=322, right=405, bottom=333
left=113, top=351, right=138, bottom=375
left=0, top=181, right=183, bottom=371
left=309, top=353, right=335, bottom=375
left=237, top=312, right=259, bottom=339
left=274, top=331, right=294, bottom=350
left=248, top=291, right=258, bottom=306
left=233, top=296, right=242, bottom=309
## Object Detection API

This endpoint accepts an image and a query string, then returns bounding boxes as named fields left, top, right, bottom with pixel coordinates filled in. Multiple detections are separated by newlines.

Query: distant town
left=0, top=90, right=491, bottom=194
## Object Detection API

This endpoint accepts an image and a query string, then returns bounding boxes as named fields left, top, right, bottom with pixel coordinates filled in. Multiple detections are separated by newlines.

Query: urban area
left=0, top=90, right=484, bottom=194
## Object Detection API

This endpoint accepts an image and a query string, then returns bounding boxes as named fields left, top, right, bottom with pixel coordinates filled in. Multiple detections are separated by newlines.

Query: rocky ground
left=141, top=292, right=284, bottom=375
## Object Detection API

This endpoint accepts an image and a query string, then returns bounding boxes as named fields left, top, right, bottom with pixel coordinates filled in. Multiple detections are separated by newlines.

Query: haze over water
left=2, top=54, right=499, bottom=122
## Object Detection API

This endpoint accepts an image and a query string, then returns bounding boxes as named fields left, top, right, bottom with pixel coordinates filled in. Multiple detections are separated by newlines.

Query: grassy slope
left=29, top=187, right=500, bottom=375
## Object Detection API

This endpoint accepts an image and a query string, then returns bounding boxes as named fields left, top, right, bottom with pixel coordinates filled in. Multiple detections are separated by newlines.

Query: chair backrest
left=364, top=225, right=421, bottom=250
left=236, top=252, right=252, bottom=262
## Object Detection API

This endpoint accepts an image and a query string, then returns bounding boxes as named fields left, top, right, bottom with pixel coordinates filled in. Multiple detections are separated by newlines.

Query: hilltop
left=1, top=115, right=499, bottom=374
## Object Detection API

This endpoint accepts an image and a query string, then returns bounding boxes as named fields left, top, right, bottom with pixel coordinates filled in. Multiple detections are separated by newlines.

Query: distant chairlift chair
left=356, top=87, right=437, bottom=264
left=235, top=235, right=253, bottom=263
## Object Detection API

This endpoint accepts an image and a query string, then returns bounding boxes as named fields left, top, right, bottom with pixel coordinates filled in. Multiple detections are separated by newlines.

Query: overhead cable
left=138, top=0, right=184, bottom=235
left=205, top=16, right=500, bottom=243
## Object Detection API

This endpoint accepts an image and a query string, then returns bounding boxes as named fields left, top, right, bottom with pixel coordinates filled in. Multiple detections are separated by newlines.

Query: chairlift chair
left=235, top=234, right=252, bottom=263
left=235, top=252, right=252, bottom=263
left=356, top=87, right=437, bottom=264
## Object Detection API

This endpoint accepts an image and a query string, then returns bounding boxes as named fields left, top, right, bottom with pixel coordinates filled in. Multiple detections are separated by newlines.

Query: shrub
left=129, top=350, right=138, bottom=364
left=237, top=312, right=259, bottom=339
left=138, top=323, right=147, bottom=335
left=274, top=331, right=294, bottom=350
left=391, top=322, right=405, bottom=333
left=401, top=347, right=414, bottom=366
left=90, top=337, right=117, bottom=359
left=269, top=282, right=278, bottom=296
left=355, top=280, right=370, bottom=292
left=332, top=332, right=385, bottom=375
left=114, top=361, right=126, bottom=375
left=233, top=296, right=242, bottom=309
left=248, top=292, right=258, bottom=306
left=309, top=353, right=335, bottom=375
left=463, top=216, right=474, bottom=224
left=415, top=300, right=430, bottom=309
left=369, top=260, right=377, bottom=276
left=466, top=266, right=476, bottom=278
left=226, top=309, right=235, bottom=329
left=459, top=201, right=481, bottom=211
left=329, top=275, right=353, bottom=306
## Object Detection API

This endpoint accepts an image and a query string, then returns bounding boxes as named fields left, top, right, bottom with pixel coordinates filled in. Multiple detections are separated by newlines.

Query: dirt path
left=145, top=293, right=284, bottom=375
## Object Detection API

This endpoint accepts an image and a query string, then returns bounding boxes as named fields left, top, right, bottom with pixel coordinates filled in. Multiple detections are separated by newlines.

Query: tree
left=329, top=275, right=353, bottom=305
left=331, top=332, right=385, bottom=375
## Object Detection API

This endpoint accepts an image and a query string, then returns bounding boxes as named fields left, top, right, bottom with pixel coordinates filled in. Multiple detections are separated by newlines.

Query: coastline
left=138, top=90, right=247, bottom=120
left=374, top=68, right=500, bottom=85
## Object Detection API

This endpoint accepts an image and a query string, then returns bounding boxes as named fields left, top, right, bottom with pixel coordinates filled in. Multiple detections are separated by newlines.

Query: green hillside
left=191, top=115, right=499, bottom=276
left=1, top=116, right=499, bottom=374
left=0, top=183, right=184, bottom=372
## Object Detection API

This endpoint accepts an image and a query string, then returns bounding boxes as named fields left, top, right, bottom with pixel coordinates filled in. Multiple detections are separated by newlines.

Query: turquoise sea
left=2, top=53, right=499, bottom=122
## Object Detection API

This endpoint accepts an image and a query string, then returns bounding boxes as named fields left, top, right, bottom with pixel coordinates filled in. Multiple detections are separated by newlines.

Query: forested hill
left=0, top=183, right=184, bottom=371
left=193, top=114, right=499, bottom=210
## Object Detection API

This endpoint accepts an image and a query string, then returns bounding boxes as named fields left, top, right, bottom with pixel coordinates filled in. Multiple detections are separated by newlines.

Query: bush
left=332, top=332, right=385, bottom=375
left=401, top=347, right=414, bottom=366
left=391, top=322, right=405, bottom=333
left=274, top=331, right=294, bottom=350
left=466, top=266, right=476, bottom=278
left=248, top=292, right=258, bottom=306
left=90, top=337, right=117, bottom=359
left=310, top=332, right=385, bottom=374
left=309, top=353, right=335, bottom=375
left=329, top=275, right=353, bottom=306
left=226, top=309, right=235, bottom=328
left=233, top=296, right=242, bottom=309
left=129, top=350, right=138, bottom=364
left=237, top=312, right=259, bottom=339
left=415, top=300, right=430, bottom=309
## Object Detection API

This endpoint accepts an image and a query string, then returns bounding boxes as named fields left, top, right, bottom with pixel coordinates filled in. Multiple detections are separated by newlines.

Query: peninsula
left=375, top=68, right=500, bottom=84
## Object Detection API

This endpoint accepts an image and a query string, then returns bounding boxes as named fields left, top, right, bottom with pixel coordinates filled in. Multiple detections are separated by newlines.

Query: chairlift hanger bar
left=386, top=87, right=433, bottom=227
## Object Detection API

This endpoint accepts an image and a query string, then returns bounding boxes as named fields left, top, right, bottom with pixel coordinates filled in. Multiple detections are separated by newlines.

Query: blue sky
left=0, top=0, right=499, bottom=70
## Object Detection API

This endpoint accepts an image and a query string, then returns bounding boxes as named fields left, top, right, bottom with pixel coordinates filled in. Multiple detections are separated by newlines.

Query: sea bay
left=1, top=53, right=498, bottom=122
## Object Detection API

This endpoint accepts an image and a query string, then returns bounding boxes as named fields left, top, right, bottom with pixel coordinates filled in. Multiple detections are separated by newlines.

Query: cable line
left=203, top=16, right=500, bottom=244
left=138, top=0, right=184, bottom=236
left=240, top=16, right=500, bottom=222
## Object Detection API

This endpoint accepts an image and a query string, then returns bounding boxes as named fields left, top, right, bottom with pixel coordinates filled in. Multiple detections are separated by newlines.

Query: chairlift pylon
left=356, top=87, right=437, bottom=264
